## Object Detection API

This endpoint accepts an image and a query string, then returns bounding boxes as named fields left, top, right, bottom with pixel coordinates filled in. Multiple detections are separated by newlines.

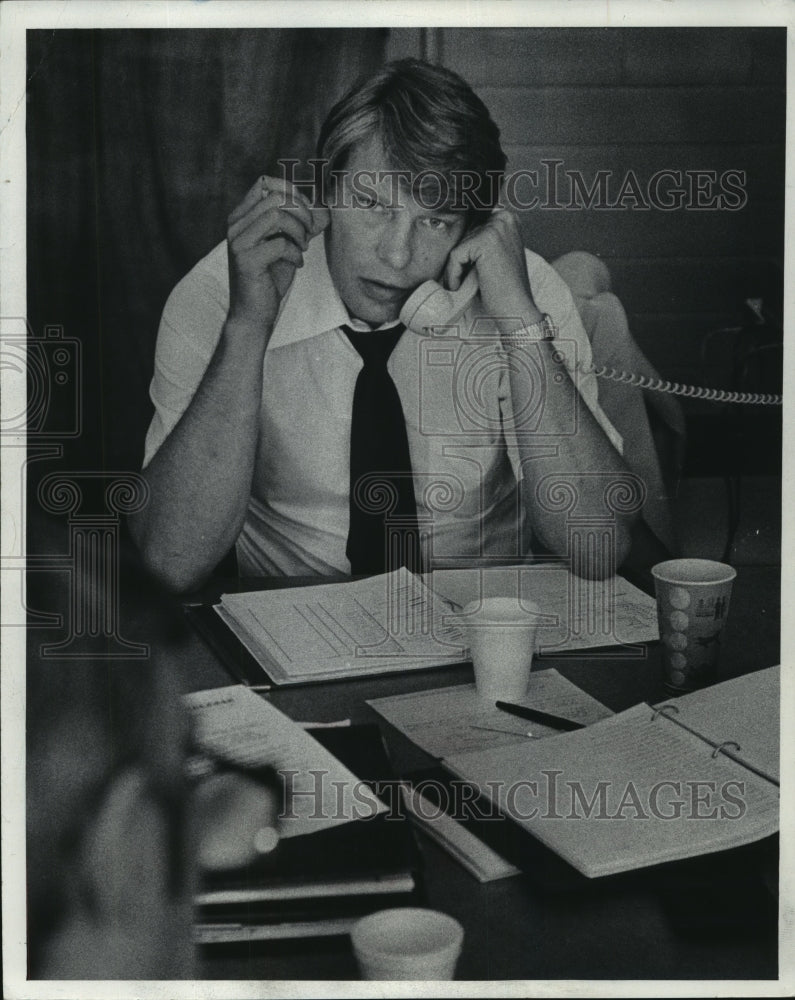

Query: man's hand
left=444, top=208, right=542, bottom=333
left=194, top=769, right=281, bottom=871
left=226, top=175, right=330, bottom=330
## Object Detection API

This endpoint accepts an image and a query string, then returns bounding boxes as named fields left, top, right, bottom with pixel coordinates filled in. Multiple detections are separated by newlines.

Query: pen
left=495, top=702, right=586, bottom=731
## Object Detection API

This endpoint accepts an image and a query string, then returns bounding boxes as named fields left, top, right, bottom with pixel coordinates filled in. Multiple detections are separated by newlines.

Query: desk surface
left=163, top=566, right=781, bottom=982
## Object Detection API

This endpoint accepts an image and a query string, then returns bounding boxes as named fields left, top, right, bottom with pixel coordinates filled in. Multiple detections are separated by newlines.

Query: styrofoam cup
left=351, top=907, right=464, bottom=981
left=461, top=597, right=539, bottom=701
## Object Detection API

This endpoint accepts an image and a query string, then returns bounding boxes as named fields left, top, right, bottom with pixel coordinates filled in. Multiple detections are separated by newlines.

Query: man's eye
left=354, top=193, right=382, bottom=211
left=421, top=217, right=452, bottom=232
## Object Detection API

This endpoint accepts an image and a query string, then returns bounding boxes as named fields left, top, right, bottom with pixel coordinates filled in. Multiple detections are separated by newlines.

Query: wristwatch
left=500, top=313, right=557, bottom=348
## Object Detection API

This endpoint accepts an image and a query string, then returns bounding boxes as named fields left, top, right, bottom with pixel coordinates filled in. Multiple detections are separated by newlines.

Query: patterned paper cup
left=651, top=559, right=737, bottom=693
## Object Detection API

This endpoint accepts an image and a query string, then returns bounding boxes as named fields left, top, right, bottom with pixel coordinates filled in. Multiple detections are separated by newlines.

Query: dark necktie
left=342, top=323, right=420, bottom=576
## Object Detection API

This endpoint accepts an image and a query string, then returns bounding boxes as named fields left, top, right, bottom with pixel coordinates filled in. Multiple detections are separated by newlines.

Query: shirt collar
left=267, top=236, right=408, bottom=348
left=267, top=235, right=350, bottom=349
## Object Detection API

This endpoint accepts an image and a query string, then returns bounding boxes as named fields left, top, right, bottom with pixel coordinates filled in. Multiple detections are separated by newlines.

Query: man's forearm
left=129, top=318, right=270, bottom=592
left=507, top=338, right=638, bottom=575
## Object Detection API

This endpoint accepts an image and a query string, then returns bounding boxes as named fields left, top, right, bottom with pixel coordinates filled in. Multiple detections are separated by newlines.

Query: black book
left=195, top=725, right=423, bottom=943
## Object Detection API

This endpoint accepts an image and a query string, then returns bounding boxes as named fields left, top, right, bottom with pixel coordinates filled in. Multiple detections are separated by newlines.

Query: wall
left=389, top=27, right=785, bottom=473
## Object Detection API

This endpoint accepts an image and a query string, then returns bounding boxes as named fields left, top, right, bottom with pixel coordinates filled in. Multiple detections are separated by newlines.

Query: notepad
left=367, top=669, right=614, bottom=758
left=444, top=666, right=780, bottom=878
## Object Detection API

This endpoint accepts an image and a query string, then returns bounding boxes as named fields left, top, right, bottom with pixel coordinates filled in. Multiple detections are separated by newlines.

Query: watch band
left=500, top=313, right=557, bottom=348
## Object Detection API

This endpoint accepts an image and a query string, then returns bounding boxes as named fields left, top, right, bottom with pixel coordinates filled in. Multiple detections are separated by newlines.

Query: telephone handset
left=400, top=269, right=480, bottom=335
left=399, top=272, right=782, bottom=407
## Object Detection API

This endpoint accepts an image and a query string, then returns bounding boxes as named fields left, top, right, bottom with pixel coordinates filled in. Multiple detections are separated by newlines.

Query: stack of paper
left=185, top=687, right=422, bottom=941
left=209, top=564, right=659, bottom=687
left=214, top=567, right=465, bottom=684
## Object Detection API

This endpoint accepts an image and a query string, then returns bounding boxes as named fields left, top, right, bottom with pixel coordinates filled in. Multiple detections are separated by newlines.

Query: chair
left=552, top=251, right=686, bottom=557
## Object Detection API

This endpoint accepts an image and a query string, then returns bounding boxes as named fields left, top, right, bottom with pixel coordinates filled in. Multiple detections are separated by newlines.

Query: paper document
left=215, top=567, right=465, bottom=684
left=184, top=685, right=384, bottom=836
left=427, top=565, right=658, bottom=654
left=367, top=668, right=613, bottom=759
left=212, top=565, right=657, bottom=687
left=444, top=691, right=779, bottom=878
left=655, top=666, right=780, bottom=784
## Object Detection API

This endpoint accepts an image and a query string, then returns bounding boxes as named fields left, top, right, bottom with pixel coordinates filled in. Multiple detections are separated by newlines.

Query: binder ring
left=711, top=740, right=741, bottom=759
left=651, top=704, right=679, bottom=721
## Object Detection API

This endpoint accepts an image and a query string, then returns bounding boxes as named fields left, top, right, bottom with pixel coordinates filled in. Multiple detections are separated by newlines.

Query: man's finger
left=310, top=203, right=331, bottom=236
left=238, top=235, right=304, bottom=271
left=444, top=239, right=481, bottom=291
left=229, top=193, right=314, bottom=244
left=233, top=207, right=311, bottom=253
left=227, top=175, right=272, bottom=227
left=261, top=189, right=314, bottom=235
left=228, top=174, right=313, bottom=228
left=266, top=238, right=304, bottom=270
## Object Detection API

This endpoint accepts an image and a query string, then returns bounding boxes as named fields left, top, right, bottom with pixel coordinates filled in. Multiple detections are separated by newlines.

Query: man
left=26, top=525, right=281, bottom=978
left=27, top=658, right=196, bottom=979
left=130, top=59, right=639, bottom=592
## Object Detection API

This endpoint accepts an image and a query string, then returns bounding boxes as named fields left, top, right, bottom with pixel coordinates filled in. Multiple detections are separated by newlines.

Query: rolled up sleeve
left=525, top=249, right=624, bottom=456
left=143, top=242, right=230, bottom=468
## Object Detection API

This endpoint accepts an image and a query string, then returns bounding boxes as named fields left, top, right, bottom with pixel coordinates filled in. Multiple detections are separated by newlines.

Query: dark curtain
left=26, top=29, right=389, bottom=474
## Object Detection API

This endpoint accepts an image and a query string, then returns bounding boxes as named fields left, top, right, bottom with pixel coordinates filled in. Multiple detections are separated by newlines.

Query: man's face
left=325, top=136, right=468, bottom=325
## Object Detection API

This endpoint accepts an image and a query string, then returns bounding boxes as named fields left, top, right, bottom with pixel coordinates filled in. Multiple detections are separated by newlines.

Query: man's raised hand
left=226, top=175, right=330, bottom=331
left=443, top=208, right=542, bottom=334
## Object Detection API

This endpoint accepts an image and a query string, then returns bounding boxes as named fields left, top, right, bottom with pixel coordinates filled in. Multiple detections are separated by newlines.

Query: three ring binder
left=650, top=704, right=679, bottom=722
left=651, top=690, right=779, bottom=788
left=444, top=666, right=779, bottom=878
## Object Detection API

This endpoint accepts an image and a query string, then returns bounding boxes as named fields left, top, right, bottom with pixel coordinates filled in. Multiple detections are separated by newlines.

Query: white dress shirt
left=144, top=236, right=622, bottom=576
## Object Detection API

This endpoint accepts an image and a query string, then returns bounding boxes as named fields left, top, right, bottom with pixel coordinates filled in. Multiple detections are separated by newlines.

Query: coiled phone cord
left=580, top=361, right=783, bottom=406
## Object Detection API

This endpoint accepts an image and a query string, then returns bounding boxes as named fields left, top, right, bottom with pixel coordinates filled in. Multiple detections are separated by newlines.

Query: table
left=168, top=565, right=780, bottom=981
